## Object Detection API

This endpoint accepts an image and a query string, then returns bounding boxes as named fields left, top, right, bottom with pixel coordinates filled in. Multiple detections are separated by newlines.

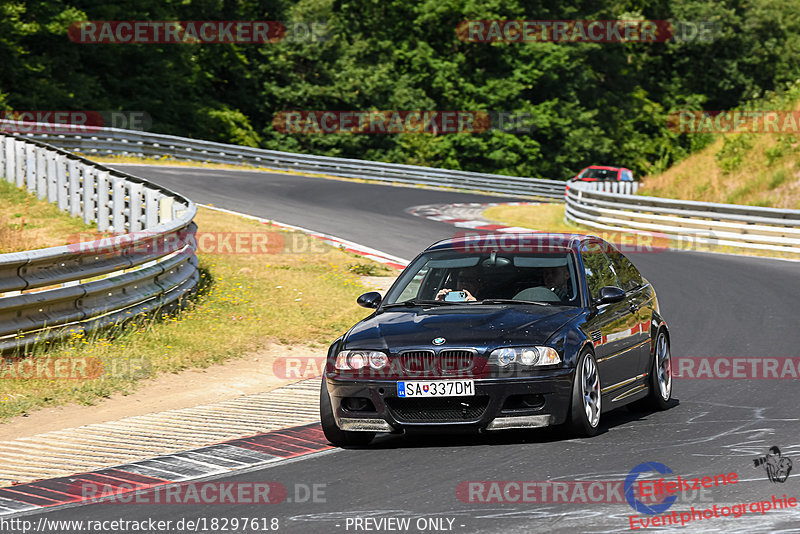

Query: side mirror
left=595, top=286, right=625, bottom=305
left=357, top=291, right=382, bottom=309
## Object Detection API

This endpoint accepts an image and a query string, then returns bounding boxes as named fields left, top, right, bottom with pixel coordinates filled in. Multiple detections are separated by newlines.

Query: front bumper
left=325, top=369, right=575, bottom=432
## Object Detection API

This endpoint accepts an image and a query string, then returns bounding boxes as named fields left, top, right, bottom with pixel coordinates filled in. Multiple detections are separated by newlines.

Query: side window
left=397, top=266, right=430, bottom=301
left=606, top=249, right=643, bottom=292
left=580, top=242, right=619, bottom=300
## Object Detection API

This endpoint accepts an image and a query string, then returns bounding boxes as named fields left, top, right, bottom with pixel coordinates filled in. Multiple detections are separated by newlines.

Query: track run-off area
left=6, top=164, right=800, bottom=533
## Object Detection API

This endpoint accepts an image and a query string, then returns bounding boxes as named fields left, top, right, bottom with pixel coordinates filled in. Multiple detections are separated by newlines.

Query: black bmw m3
left=320, top=233, right=672, bottom=445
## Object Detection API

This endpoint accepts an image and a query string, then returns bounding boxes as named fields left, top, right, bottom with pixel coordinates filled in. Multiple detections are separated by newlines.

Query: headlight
left=494, top=348, right=517, bottom=367
left=335, top=350, right=389, bottom=370
left=489, top=346, right=561, bottom=367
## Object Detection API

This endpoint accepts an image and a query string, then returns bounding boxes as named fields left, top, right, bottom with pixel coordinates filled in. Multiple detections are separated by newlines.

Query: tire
left=643, top=329, right=672, bottom=410
left=319, top=379, right=375, bottom=447
left=567, top=350, right=602, bottom=437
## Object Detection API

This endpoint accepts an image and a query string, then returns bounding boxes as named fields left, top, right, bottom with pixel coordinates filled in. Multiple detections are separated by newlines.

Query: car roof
left=583, top=165, right=622, bottom=171
left=425, top=232, right=601, bottom=252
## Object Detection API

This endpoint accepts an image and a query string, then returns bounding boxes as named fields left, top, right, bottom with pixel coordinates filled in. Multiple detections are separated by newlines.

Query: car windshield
left=383, top=250, right=580, bottom=307
left=579, top=167, right=618, bottom=180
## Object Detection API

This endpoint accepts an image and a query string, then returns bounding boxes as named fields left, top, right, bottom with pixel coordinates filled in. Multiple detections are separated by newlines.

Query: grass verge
left=0, top=180, right=95, bottom=253
left=0, top=206, right=394, bottom=420
left=639, top=83, right=800, bottom=209
left=483, top=203, right=583, bottom=233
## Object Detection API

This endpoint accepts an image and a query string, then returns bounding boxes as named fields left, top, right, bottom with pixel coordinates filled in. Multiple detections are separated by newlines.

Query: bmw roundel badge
left=433, top=337, right=446, bottom=345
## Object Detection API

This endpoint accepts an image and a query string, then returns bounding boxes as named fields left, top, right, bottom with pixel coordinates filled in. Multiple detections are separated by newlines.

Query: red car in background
left=573, top=165, right=635, bottom=182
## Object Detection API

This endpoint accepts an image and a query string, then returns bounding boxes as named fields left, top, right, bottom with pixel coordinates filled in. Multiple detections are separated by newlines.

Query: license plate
left=397, top=380, right=474, bottom=398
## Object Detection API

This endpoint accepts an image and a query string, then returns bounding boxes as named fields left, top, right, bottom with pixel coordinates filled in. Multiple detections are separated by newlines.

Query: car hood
left=344, top=305, right=582, bottom=351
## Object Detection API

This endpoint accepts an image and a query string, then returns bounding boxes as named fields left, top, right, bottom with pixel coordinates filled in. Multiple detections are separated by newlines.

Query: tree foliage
left=2, top=0, right=799, bottom=180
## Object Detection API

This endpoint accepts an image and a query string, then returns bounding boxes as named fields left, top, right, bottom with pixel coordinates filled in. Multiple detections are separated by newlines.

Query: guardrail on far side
left=2, top=121, right=566, bottom=200
left=565, top=179, right=800, bottom=255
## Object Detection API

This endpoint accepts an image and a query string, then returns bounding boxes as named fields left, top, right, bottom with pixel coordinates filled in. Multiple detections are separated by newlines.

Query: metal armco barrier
left=1, top=121, right=566, bottom=199
left=565, top=180, right=800, bottom=254
left=0, top=133, right=199, bottom=353
left=571, top=180, right=639, bottom=195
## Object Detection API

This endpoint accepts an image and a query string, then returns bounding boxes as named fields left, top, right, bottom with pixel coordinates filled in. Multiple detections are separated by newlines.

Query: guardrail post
left=36, top=146, right=48, bottom=199
left=96, top=171, right=110, bottom=232
left=25, top=143, right=35, bottom=192
left=82, top=166, right=97, bottom=225
left=14, top=139, right=25, bottom=187
left=112, top=177, right=126, bottom=233
left=56, top=155, right=68, bottom=210
left=144, top=189, right=159, bottom=228
left=129, top=182, right=144, bottom=231
left=46, top=149, right=58, bottom=202
left=159, top=196, right=174, bottom=223
left=4, top=137, right=14, bottom=184
left=0, top=136, right=5, bottom=176
left=68, top=159, right=81, bottom=217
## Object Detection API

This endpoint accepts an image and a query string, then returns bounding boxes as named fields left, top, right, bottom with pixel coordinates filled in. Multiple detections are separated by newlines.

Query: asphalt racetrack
left=23, top=165, right=800, bottom=533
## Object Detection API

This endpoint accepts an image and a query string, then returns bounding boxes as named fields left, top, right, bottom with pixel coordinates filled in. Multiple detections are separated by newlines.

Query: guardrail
left=565, top=180, right=800, bottom=254
left=570, top=180, right=639, bottom=195
left=8, top=120, right=798, bottom=259
left=0, top=132, right=199, bottom=353
left=1, top=121, right=565, bottom=199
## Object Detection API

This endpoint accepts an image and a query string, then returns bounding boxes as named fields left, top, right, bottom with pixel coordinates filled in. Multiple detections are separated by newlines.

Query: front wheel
left=319, top=379, right=375, bottom=447
left=567, top=350, right=602, bottom=437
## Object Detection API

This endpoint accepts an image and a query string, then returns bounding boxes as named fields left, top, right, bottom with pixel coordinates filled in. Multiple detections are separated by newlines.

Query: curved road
left=26, top=165, right=800, bottom=533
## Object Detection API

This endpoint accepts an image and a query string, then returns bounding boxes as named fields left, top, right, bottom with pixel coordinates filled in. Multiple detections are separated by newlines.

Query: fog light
left=342, top=397, right=375, bottom=412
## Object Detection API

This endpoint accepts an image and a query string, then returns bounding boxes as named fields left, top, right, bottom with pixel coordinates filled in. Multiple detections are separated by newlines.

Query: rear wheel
left=319, top=379, right=375, bottom=447
left=567, top=350, right=601, bottom=437
left=628, top=328, right=672, bottom=412
left=645, top=329, right=672, bottom=410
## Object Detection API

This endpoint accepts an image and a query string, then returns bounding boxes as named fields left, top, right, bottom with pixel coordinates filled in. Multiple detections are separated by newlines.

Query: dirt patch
left=0, top=343, right=323, bottom=441
left=1, top=273, right=397, bottom=441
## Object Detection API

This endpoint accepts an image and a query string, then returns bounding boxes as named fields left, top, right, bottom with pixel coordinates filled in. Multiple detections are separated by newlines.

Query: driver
left=542, top=265, right=571, bottom=300
left=436, top=267, right=484, bottom=301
